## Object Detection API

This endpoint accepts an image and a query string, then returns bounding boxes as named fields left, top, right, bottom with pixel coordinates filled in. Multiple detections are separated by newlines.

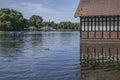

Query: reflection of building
left=80, top=43, right=120, bottom=80
left=75, top=0, right=120, bottom=42
left=80, top=43, right=120, bottom=69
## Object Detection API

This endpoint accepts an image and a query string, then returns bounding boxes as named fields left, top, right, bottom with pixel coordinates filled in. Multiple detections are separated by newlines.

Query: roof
left=75, top=0, right=120, bottom=17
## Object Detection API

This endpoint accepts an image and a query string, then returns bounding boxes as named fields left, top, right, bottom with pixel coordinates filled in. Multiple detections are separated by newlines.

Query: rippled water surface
left=0, top=31, right=80, bottom=80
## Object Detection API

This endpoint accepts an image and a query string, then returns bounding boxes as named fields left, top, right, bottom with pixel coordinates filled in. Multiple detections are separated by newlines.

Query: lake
left=0, top=31, right=80, bottom=80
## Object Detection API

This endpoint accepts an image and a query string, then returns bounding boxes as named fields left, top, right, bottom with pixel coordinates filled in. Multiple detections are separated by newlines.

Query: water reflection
left=0, top=32, right=24, bottom=59
left=80, top=43, right=120, bottom=80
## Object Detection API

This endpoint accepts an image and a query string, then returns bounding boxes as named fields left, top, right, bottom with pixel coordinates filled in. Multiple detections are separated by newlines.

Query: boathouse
left=75, top=0, right=120, bottom=42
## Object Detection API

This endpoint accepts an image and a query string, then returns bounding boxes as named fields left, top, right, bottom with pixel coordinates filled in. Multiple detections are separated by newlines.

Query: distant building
left=28, top=26, right=37, bottom=31
left=75, top=0, right=120, bottom=42
left=41, top=26, right=55, bottom=31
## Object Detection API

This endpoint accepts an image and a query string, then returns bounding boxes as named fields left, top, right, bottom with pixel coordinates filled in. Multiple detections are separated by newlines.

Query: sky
left=0, top=0, right=80, bottom=23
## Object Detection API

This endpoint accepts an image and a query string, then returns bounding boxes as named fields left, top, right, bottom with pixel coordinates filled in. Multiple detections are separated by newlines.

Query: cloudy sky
left=0, top=0, right=80, bottom=23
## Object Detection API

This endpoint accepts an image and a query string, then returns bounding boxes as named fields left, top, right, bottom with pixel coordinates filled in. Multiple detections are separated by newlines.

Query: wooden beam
left=87, top=17, right=89, bottom=38
left=102, top=16, right=104, bottom=38
left=109, top=16, right=111, bottom=38
left=80, top=17, right=82, bottom=38
left=95, top=16, right=96, bottom=38
left=117, top=16, right=119, bottom=39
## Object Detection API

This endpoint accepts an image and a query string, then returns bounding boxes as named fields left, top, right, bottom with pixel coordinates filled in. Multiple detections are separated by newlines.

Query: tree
left=0, top=8, right=27, bottom=31
left=57, top=21, right=79, bottom=30
left=28, top=15, right=43, bottom=29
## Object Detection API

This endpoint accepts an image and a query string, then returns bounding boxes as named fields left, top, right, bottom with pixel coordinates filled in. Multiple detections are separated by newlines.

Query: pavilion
left=75, top=0, right=120, bottom=43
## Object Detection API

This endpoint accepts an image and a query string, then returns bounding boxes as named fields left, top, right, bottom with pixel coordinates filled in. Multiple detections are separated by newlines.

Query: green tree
left=28, top=15, right=43, bottom=29
left=57, top=21, right=79, bottom=30
left=0, top=8, right=27, bottom=31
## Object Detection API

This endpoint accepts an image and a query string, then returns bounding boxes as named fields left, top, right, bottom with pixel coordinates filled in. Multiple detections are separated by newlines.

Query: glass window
left=89, top=26, right=91, bottom=31
left=115, top=17, right=117, bottom=21
left=107, top=21, right=109, bottom=26
left=89, top=18, right=91, bottom=22
left=81, top=18, right=84, bottom=22
left=96, top=18, right=98, bottom=21
left=82, top=26, right=84, bottom=31
left=103, top=17, right=106, bottom=21
left=96, top=21, right=98, bottom=26
left=96, top=26, right=98, bottom=31
left=107, top=26, right=110, bottom=31
left=100, top=17, right=102, bottom=21
left=85, top=18, right=88, bottom=22
left=115, top=26, right=117, bottom=31
left=111, top=26, right=113, bottom=31
left=107, top=21, right=109, bottom=31
left=115, top=21, right=118, bottom=31
left=115, top=21, right=118, bottom=26
left=103, top=26, right=106, bottom=31
left=103, top=22, right=105, bottom=27
left=107, top=17, right=109, bottom=21
left=92, top=18, right=94, bottom=21
left=100, top=26, right=102, bottom=31
left=82, top=22, right=85, bottom=31
left=119, top=17, right=120, bottom=20
left=119, top=26, right=120, bottom=31
left=88, top=22, right=91, bottom=31
left=92, top=26, right=95, bottom=31
left=99, top=22, right=102, bottom=31
left=111, top=17, right=113, bottom=21
left=85, top=26, right=88, bottom=31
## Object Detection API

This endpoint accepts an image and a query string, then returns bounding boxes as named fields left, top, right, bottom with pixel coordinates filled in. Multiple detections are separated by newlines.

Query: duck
left=44, top=48, right=50, bottom=50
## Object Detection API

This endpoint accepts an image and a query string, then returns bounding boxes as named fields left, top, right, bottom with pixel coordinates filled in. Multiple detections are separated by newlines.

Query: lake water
left=0, top=31, right=80, bottom=80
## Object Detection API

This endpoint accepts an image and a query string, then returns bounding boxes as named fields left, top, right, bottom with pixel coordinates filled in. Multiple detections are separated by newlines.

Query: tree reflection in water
left=79, top=43, right=120, bottom=80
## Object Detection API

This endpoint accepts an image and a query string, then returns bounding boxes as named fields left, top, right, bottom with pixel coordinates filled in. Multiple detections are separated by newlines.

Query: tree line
left=0, top=8, right=79, bottom=31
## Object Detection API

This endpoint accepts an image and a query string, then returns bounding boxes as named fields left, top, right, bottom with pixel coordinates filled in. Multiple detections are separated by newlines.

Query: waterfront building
left=75, top=0, right=120, bottom=42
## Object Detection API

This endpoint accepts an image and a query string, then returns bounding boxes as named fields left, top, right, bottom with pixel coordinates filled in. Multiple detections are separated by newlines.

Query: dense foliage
left=0, top=8, right=80, bottom=31
left=0, top=8, right=27, bottom=31
left=28, top=15, right=43, bottom=29
left=56, top=21, right=80, bottom=30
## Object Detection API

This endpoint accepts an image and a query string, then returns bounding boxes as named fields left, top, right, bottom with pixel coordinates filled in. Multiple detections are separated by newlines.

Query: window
left=107, top=22, right=109, bottom=31
left=103, top=17, right=106, bottom=21
left=89, top=26, right=91, bottom=31
left=89, top=22, right=91, bottom=31
left=81, top=18, right=84, bottom=22
left=85, top=25, right=88, bottom=31
left=103, top=26, right=106, bottom=31
left=103, top=21, right=106, bottom=31
left=96, top=18, right=98, bottom=21
left=100, top=17, right=102, bottom=21
left=111, top=26, right=113, bottom=31
left=115, top=26, right=117, bottom=31
left=107, top=17, right=110, bottom=21
left=82, top=22, right=85, bottom=31
left=96, top=26, right=98, bottom=31
left=92, top=26, right=95, bottom=31
left=115, top=17, right=117, bottom=21
left=107, top=26, right=110, bottom=31
left=111, top=21, right=113, bottom=31
left=119, top=26, right=120, bottom=31
left=111, top=17, right=113, bottom=21
left=115, top=21, right=118, bottom=31
left=89, top=18, right=91, bottom=22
